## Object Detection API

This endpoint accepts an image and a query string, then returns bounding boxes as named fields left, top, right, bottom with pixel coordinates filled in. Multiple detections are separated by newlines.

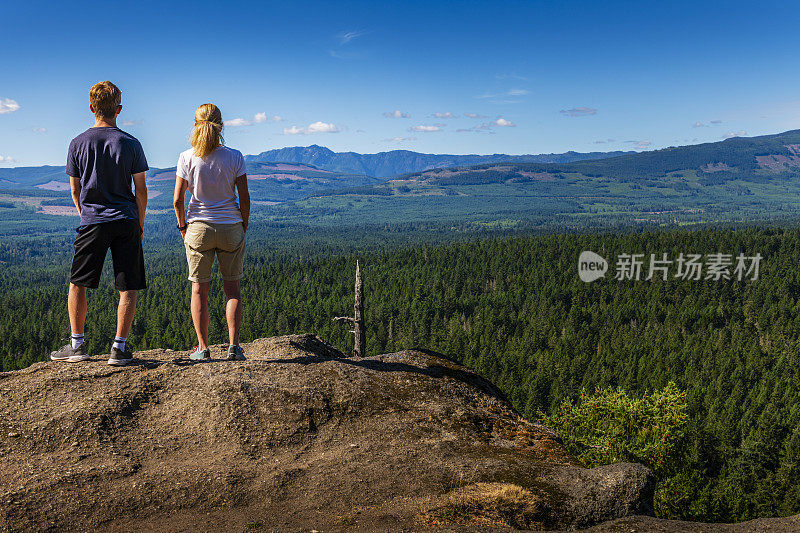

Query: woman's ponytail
left=190, top=103, right=224, bottom=158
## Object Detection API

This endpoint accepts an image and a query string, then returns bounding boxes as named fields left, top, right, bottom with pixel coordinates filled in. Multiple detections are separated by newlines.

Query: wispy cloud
left=0, top=155, right=18, bottom=164
left=724, top=130, right=747, bottom=139
left=594, top=138, right=616, bottom=144
left=560, top=107, right=597, bottom=117
left=337, top=30, right=369, bottom=44
left=432, top=112, right=456, bottom=119
left=463, top=112, right=487, bottom=119
left=31, top=127, right=47, bottom=133
left=410, top=124, right=443, bottom=132
left=694, top=119, right=722, bottom=128
left=495, top=73, right=528, bottom=81
left=0, top=98, right=20, bottom=114
left=458, top=117, right=515, bottom=132
left=383, top=109, right=410, bottom=119
left=284, top=121, right=341, bottom=135
left=477, top=89, right=530, bottom=99
left=383, top=136, right=417, bottom=142
left=120, top=120, right=142, bottom=127
left=624, top=139, right=651, bottom=150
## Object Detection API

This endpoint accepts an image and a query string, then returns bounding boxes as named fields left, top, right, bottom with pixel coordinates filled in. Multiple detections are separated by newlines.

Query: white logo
left=578, top=251, right=608, bottom=282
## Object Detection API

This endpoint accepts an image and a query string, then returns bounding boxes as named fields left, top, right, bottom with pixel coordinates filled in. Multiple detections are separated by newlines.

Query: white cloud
left=724, top=130, right=747, bottom=139
left=560, top=107, right=597, bottom=117
left=693, top=121, right=707, bottom=128
left=410, top=125, right=443, bottom=132
left=0, top=155, right=18, bottom=163
left=225, top=118, right=251, bottom=127
left=432, top=112, right=456, bottom=119
left=383, top=136, right=417, bottom=142
left=284, top=121, right=341, bottom=135
left=283, top=125, right=305, bottom=135
left=120, top=120, right=142, bottom=127
left=227, top=112, right=282, bottom=127
left=32, top=127, right=47, bottom=133
left=494, top=118, right=515, bottom=127
left=308, top=121, right=340, bottom=133
left=0, top=98, right=20, bottom=114
left=383, top=109, right=410, bottom=118
left=464, top=112, right=487, bottom=118
left=507, top=88, right=529, bottom=96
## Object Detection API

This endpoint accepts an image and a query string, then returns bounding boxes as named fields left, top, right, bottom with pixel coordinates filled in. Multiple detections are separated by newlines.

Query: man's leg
left=116, top=290, right=138, bottom=339
left=191, top=282, right=211, bottom=350
left=223, top=280, right=242, bottom=346
left=68, top=283, right=87, bottom=337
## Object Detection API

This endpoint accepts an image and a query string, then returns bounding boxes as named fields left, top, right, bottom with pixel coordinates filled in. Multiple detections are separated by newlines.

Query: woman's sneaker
left=50, top=343, right=91, bottom=362
left=108, top=347, right=135, bottom=366
left=227, top=345, right=246, bottom=361
left=189, top=347, right=211, bottom=361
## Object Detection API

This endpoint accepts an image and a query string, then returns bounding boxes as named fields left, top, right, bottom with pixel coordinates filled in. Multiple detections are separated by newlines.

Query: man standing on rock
left=50, top=81, right=148, bottom=366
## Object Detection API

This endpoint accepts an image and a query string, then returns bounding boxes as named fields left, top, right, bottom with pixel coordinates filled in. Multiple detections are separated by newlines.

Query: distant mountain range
left=245, top=145, right=634, bottom=177
left=5, top=131, right=800, bottom=230
left=288, top=129, right=800, bottom=227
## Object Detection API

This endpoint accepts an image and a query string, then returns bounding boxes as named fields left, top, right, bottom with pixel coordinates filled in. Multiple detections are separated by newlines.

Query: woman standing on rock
left=173, top=103, right=250, bottom=361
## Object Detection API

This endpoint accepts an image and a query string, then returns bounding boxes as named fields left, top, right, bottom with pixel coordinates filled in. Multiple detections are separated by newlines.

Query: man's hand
left=69, top=176, right=82, bottom=216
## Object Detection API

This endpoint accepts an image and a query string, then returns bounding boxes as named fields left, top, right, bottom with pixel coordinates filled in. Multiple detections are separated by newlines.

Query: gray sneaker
left=108, top=347, right=135, bottom=366
left=189, top=347, right=211, bottom=361
left=50, top=342, right=91, bottom=362
left=226, top=345, right=246, bottom=361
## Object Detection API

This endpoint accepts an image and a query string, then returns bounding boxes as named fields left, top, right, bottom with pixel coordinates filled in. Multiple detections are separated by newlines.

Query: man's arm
left=173, top=176, right=189, bottom=239
left=132, top=172, right=147, bottom=234
left=235, top=174, right=250, bottom=231
left=70, top=176, right=82, bottom=216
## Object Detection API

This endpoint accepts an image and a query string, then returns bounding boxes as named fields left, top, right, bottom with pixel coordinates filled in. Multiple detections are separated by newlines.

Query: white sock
left=112, top=336, right=127, bottom=352
left=71, top=333, right=84, bottom=350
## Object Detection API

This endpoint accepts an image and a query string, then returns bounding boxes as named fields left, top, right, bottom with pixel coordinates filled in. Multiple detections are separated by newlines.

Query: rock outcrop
left=2, top=334, right=656, bottom=532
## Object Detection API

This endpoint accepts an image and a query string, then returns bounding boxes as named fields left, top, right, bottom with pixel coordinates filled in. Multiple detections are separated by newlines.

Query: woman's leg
left=191, top=281, right=211, bottom=349
left=223, top=280, right=241, bottom=346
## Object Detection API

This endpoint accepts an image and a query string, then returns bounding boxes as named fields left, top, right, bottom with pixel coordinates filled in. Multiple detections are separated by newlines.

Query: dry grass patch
left=425, top=482, right=546, bottom=529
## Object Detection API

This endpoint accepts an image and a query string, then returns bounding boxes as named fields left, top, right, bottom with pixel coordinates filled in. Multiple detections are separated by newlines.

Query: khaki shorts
left=184, top=221, right=245, bottom=283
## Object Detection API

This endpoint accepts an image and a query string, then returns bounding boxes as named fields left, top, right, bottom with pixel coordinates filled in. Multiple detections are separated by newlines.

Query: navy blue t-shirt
left=66, top=126, right=148, bottom=226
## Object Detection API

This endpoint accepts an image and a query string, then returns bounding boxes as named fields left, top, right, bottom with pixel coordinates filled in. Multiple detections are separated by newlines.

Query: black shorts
left=70, top=219, right=146, bottom=290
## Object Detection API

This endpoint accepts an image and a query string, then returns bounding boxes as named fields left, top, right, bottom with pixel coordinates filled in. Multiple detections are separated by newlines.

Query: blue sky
left=1, top=0, right=800, bottom=167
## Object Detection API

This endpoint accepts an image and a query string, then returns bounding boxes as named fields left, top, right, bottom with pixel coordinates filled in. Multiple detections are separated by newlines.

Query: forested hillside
left=2, top=227, right=800, bottom=522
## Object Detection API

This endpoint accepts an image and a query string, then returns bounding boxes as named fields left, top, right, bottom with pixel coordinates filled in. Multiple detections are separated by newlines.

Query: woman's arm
left=173, top=176, right=189, bottom=239
left=235, top=174, right=250, bottom=231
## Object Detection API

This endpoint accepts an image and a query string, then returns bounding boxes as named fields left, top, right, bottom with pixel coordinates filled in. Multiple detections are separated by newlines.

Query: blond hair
left=89, top=81, right=121, bottom=119
left=190, top=103, right=224, bottom=158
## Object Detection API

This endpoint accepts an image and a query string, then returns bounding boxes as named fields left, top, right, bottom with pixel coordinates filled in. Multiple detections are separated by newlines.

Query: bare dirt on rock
left=0, top=334, right=795, bottom=532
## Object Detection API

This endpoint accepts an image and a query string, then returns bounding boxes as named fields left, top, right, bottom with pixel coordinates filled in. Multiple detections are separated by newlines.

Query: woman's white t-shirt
left=177, top=146, right=246, bottom=224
